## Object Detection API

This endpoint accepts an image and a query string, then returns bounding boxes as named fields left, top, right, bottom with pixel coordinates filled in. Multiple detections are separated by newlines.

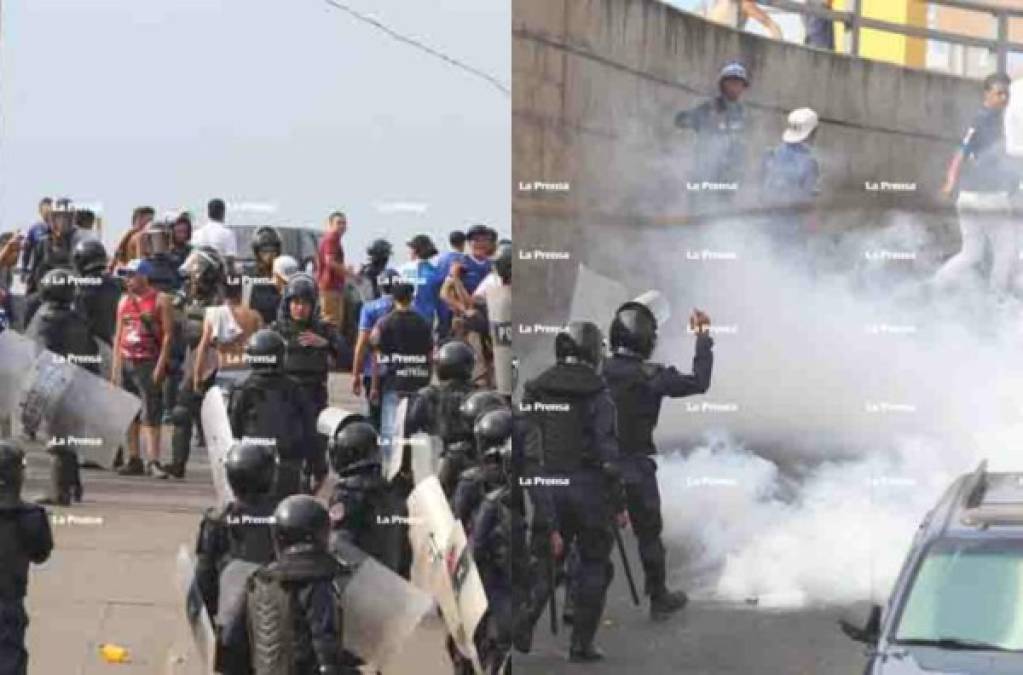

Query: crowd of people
left=0, top=195, right=515, bottom=673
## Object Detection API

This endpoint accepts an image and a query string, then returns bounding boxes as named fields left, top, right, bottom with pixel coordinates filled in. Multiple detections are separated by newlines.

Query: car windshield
left=893, top=538, right=1023, bottom=651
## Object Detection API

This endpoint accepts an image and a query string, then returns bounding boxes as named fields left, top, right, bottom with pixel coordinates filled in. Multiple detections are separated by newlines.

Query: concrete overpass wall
left=512, top=0, right=982, bottom=380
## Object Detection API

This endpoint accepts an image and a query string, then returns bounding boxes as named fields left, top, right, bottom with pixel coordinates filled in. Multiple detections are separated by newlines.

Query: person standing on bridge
left=760, top=107, right=822, bottom=242
left=676, top=62, right=751, bottom=209
left=934, top=73, right=1019, bottom=295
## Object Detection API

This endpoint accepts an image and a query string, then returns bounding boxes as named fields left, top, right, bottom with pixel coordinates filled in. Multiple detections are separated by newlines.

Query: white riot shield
left=410, top=432, right=443, bottom=486
left=175, top=545, right=217, bottom=674
left=0, top=331, right=140, bottom=467
left=382, top=396, right=408, bottom=482
left=200, top=386, right=236, bottom=507
left=333, top=539, right=434, bottom=670
left=408, top=476, right=488, bottom=673
left=487, top=284, right=513, bottom=397
left=316, top=406, right=366, bottom=438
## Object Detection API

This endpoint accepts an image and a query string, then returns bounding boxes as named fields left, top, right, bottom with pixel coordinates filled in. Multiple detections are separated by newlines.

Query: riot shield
left=200, top=386, right=236, bottom=507
left=216, top=558, right=262, bottom=647
left=316, top=405, right=366, bottom=438
left=332, top=539, right=434, bottom=670
left=408, top=476, right=488, bottom=673
left=0, top=330, right=140, bottom=467
left=410, top=432, right=442, bottom=486
left=175, top=545, right=217, bottom=674
left=382, top=396, right=408, bottom=482
left=488, top=284, right=513, bottom=397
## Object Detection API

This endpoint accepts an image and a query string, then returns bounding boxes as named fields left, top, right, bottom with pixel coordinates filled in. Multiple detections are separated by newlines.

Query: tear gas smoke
left=575, top=212, right=1023, bottom=607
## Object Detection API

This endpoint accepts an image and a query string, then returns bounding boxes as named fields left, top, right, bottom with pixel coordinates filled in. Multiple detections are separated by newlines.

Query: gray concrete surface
left=20, top=372, right=452, bottom=675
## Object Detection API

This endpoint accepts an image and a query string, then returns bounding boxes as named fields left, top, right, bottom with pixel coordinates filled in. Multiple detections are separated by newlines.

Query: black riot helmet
left=73, top=238, right=109, bottom=276
left=460, top=390, right=508, bottom=427
left=474, top=408, right=513, bottom=457
left=609, top=301, right=658, bottom=359
left=329, top=421, right=379, bottom=472
left=367, top=238, right=392, bottom=263
left=39, top=268, right=75, bottom=306
left=251, top=226, right=282, bottom=258
left=244, top=329, right=286, bottom=371
left=273, top=495, right=330, bottom=553
left=436, top=340, right=475, bottom=383
left=494, top=241, right=512, bottom=284
left=555, top=321, right=604, bottom=368
left=282, top=271, right=318, bottom=307
left=376, top=268, right=401, bottom=297
left=181, top=245, right=226, bottom=294
left=0, top=441, right=26, bottom=502
left=225, top=442, right=276, bottom=498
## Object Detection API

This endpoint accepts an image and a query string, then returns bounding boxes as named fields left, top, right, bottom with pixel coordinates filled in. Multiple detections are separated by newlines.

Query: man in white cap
left=760, top=108, right=822, bottom=242
left=761, top=108, right=821, bottom=205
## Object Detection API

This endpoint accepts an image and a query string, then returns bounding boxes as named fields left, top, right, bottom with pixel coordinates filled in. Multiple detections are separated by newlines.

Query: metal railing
left=753, top=0, right=1023, bottom=74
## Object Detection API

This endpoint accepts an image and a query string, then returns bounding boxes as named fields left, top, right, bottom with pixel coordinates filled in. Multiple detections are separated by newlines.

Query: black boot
left=650, top=588, right=688, bottom=621
left=117, top=456, right=145, bottom=476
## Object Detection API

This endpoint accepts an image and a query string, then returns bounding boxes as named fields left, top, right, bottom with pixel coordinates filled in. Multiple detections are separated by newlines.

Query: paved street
left=20, top=373, right=451, bottom=675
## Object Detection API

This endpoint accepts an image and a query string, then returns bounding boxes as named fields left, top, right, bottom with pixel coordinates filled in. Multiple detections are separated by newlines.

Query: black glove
left=601, top=462, right=626, bottom=513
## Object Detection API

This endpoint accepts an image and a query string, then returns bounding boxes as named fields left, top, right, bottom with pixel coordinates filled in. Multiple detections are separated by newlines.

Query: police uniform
left=408, top=379, right=477, bottom=496
left=328, top=459, right=405, bottom=573
left=196, top=495, right=277, bottom=674
left=73, top=274, right=122, bottom=346
left=229, top=370, right=319, bottom=500
left=0, top=445, right=54, bottom=675
left=271, top=316, right=346, bottom=487
left=603, top=333, right=713, bottom=602
left=523, top=355, right=620, bottom=658
left=26, top=270, right=101, bottom=504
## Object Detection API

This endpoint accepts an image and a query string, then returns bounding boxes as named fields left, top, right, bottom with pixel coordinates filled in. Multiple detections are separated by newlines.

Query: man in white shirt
left=190, top=198, right=238, bottom=261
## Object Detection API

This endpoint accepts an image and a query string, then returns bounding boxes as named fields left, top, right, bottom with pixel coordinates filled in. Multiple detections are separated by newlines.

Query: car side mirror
left=839, top=604, right=881, bottom=645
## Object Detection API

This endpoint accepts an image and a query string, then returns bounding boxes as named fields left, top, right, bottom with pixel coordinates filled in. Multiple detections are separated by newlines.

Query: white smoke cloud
left=598, top=213, right=1023, bottom=608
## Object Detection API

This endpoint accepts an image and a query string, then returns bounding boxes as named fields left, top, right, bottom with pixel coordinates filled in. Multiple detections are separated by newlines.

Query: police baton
left=612, top=517, right=641, bottom=607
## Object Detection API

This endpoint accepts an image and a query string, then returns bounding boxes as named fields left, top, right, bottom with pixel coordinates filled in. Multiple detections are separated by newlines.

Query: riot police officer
left=522, top=322, right=625, bottom=662
left=195, top=442, right=277, bottom=674
left=246, top=226, right=283, bottom=326
left=603, top=300, right=712, bottom=620
left=441, top=390, right=507, bottom=501
left=451, top=399, right=512, bottom=527
left=408, top=341, right=480, bottom=496
left=358, top=238, right=393, bottom=300
left=271, top=273, right=349, bottom=492
left=465, top=408, right=520, bottom=674
left=228, top=329, right=318, bottom=500
left=326, top=421, right=404, bottom=573
left=167, top=246, right=225, bottom=478
left=25, top=198, right=76, bottom=325
left=0, top=442, right=54, bottom=675
left=246, top=495, right=358, bottom=675
left=26, top=268, right=101, bottom=505
left=71, top=238, right=122, bottom=347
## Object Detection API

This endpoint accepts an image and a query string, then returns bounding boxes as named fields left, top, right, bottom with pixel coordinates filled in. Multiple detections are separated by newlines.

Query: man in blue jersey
left=351, top=269, right=399, bottom=429
left=402, top=234, right=441, bottom=327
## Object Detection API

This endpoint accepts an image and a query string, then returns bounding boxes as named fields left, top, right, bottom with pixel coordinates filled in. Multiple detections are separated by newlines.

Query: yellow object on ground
left=99, top=643, right=131, bottom=663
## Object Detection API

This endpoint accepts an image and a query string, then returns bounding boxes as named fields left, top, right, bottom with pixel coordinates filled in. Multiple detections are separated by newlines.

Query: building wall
left=513, top=0, right=983, bottom=381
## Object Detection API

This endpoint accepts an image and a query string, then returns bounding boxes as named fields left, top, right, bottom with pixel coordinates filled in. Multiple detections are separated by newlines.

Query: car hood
left=874, top=646, right=1023, bottom=675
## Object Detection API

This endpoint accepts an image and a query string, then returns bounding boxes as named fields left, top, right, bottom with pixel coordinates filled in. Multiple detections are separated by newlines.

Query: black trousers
left=0, top=601, right=28, bottom=675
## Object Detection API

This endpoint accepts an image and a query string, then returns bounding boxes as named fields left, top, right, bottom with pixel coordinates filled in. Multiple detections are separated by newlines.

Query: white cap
left=273, top=255, right=299, bottom=279
left=782, top=108, right=819, bottom=144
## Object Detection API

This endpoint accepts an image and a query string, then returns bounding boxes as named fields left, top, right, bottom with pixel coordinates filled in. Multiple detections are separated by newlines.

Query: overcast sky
left=0, top=0, right=510, bottom=258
